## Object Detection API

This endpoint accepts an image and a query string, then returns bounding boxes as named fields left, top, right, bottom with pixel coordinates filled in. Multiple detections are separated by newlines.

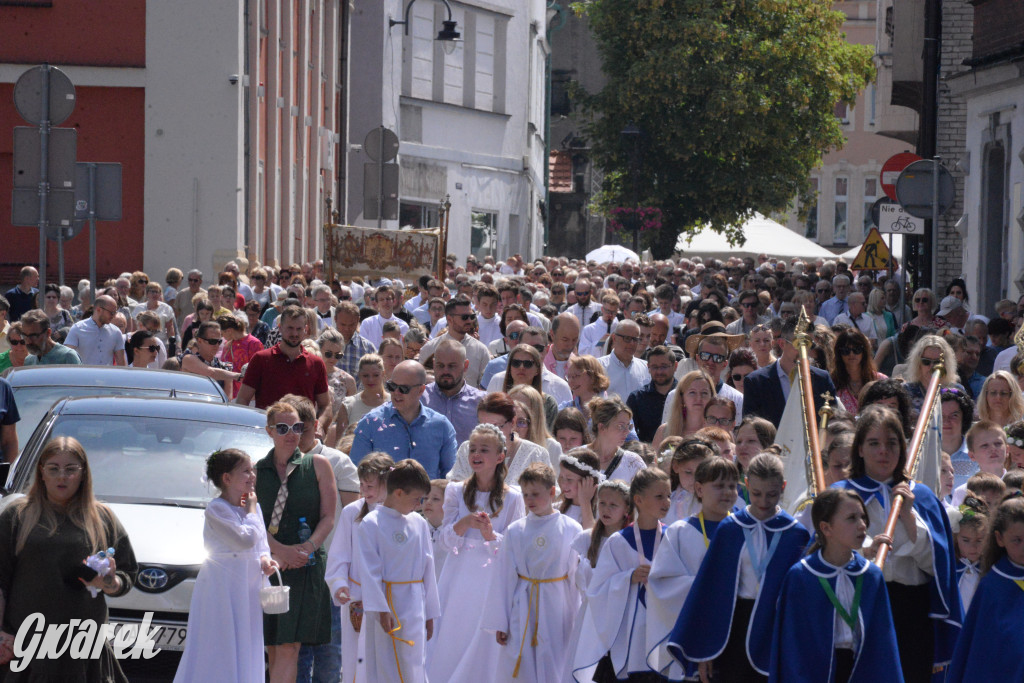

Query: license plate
left=108, top=620, right=188, bottom=652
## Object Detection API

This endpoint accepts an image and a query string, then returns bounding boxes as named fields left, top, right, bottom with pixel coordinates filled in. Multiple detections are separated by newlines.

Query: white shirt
left=994, top=345, right=1018, bottom=374
left=476, top=314, right=502, bottom=347
left=598, top=352, right=650, bottom=401
left=579, top=318, right=618, bottom=358
left=359, top=313, right=409, bottom=348
left=567, top=302, right=601, bottom=328
left=833, top=311, right=878, bottom=340
left=64, top=317, right=125, bottom=365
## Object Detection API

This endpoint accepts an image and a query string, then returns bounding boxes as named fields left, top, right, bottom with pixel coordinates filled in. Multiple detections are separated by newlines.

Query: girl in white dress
left=662, top=438, right=716, bottom=526
left=324, top=452, right=393, bottom=683
left=174, top=449, right=277, bottom=683
left=557, top=447, right=604, bottom=529
left=427, top=424, right=526, bottom=681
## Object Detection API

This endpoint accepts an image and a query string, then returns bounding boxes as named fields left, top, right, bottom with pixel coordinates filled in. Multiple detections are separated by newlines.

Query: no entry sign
left=880, top=153, right=922, bottom=201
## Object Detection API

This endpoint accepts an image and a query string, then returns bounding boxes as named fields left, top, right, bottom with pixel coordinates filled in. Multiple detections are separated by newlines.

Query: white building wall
left=144, top=0, right=247, bottom=278
left=950, top=63, right=1024, bottom=311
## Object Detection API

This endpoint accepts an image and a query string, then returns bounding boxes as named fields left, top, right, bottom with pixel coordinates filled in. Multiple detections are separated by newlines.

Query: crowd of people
left=2, top=251, right=1024, bottom=682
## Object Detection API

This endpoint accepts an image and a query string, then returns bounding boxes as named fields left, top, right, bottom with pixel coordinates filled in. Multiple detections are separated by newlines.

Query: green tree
left=573, top=0, right=875, bottom=257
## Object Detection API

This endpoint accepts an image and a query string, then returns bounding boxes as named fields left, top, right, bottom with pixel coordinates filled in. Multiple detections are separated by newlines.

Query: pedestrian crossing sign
left=850, top=228, right=890, bottom=271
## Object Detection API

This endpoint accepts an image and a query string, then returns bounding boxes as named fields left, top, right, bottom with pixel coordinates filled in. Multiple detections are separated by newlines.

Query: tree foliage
left=573, top=0, right=875, bottom=257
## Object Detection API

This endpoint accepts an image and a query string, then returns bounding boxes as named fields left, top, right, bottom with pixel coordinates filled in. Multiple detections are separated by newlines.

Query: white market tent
left=675, top=213, right=838, bottom=261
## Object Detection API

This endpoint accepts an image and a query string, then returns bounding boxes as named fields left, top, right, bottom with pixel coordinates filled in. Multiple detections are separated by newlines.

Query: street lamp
left=620, top=123, right=642, bottom=254
left=390, top=0, right=461, bottom=54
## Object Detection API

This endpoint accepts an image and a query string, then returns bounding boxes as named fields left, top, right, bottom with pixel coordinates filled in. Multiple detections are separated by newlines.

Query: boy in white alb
left=487, top=463, right=583, bottom=683
left=355, top=459, right=440, bottom=683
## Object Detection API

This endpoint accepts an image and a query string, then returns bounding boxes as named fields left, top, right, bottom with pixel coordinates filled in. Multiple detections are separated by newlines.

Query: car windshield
left=26, top=414, right=273, bottom=508
left=12, top=386, right=222, bottom=452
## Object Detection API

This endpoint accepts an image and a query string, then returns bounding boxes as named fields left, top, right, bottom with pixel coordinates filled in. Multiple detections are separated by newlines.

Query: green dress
left=255, top=449, right=330, bottom=646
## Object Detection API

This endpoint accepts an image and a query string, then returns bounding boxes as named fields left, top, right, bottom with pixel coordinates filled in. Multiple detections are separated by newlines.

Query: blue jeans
left=297, top=604, right=342, bottom=683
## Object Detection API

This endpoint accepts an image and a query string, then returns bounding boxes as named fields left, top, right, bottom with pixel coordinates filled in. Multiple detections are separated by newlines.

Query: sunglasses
left=920, top=357, right=942, bottom=367
left=839, top=346, right=863, bottom=356
left=385, top=380, right=423, bottom=395
left=697, top=351, right=727, bottom=364
left=574, top=290, right=591, bottom=296
left=199, top=337, right=223, bottom=346
left=731, top=373, right=747, bottom=383
left=8, top=339, right=26, bottom=346
left=272, top=423, right=305, bottom=436
left=454, top=313, right=475, bottom=321
left=338, top=295, right=351, bottom=300
left=914, top=297, right=930, bottom=304
left=510, top=358, right=536, bottom=369
left=322, top=350, right=339, bottom=359
left=188, top=278, right=202, bottom=283
left=508, top=331, right=522, bottom=341
left=740, top=302, right=758, bottom=309
left=139, top=344, right=160, bottom=353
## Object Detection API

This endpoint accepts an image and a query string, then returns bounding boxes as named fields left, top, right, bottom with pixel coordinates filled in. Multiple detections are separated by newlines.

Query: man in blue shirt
left=4, top=266, right=39, bottom=322
left=627, top=345, right=677, bottom=443
left=0, top=376, right=19, bottom=462
left=817, top=274, right=851, bottom=324
left=349, top=360, right=458, bottom=478
left=421, top=340, right=485, bottom=444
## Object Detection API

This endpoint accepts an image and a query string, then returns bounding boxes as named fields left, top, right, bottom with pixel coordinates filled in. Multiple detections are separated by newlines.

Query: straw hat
left=684, top=321, right=746, bottom=356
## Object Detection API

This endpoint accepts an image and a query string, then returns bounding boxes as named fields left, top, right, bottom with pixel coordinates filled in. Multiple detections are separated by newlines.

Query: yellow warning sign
left=850, top=228, right=891, bottom=271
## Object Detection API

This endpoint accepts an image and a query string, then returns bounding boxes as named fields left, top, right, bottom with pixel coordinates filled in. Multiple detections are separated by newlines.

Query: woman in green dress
left=0, top=436, right=138, bottom=680
left=256, top=401, right=337, bottom=683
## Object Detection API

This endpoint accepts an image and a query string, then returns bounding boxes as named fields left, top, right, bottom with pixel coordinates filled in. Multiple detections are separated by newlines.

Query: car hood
left=108, top=503, right=207, bottom=567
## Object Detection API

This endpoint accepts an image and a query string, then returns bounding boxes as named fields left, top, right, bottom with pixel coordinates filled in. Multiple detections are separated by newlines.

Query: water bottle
left=297, top=517, right=315, bottom=566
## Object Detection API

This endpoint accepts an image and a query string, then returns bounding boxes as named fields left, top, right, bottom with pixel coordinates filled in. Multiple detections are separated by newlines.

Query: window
left=863, top=178, right=878, bottom=232
left=805, top=178, right=819, bottom=240
left=834, top=177, right=848, bottom=244
left=399, top=202, right=440, bottom=230
left=471, top=211, right=498, bottom=259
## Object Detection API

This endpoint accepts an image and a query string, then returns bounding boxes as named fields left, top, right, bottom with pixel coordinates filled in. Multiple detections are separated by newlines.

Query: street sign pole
left=377, top=125, right=385, bottom=230
left=931, top=156, right=940, bottom=289
left=37, top=66, right=50, bottom=308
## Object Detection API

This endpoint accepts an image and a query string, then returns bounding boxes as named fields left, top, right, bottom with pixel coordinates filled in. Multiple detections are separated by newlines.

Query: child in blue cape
left=667, top=453, right=809, bottom=682
left=947, top=496, right=1024, bottom=682
left=770, top=488, right=903, bottom=682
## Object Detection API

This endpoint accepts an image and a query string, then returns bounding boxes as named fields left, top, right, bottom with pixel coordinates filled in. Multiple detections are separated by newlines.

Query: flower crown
left=560, top=453, right=606, bottom=482
left=1004, top=426, right=1024, bottom=448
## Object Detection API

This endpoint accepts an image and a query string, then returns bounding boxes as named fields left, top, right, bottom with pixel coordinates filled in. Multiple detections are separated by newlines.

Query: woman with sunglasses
left=333, top=354, right=389, bottom=441
left=180, top=321, right=241, bottom=398
left=314, top=328, right=356, bottom=445
left=128, top=329, right=162, bottom=369
left=508, top=385, right=563, bottom=470
left=909, top=288, right=938, bottom=329
left=726, top=347, right=757, bottom=394
left=129, top=270, right=151, bottom=302
left=977, top=370, right=1024, bottom=429
left=0, top=322, right=29, bottom=372
left=832, top=327, right=886, bottom=414
left=489, top=304, right=529, bottom=356
left=255, top=402, right=337, bottom=683
left=903, top=335, right=963, bottom=413
left=501, top=343, right=559, bottom=432
left=444, top=392, right=549, bottom=483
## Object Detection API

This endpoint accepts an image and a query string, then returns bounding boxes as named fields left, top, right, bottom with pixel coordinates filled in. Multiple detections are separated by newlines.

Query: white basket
left=260, top=568, right=290, bottom=614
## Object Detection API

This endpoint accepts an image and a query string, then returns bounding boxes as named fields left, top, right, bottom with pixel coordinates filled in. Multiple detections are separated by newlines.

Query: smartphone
left=70, top=563, right=99, bottom=583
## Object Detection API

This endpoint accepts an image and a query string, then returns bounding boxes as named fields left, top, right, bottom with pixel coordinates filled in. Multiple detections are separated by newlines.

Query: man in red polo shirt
left=235, top=306, right=331, bottom=425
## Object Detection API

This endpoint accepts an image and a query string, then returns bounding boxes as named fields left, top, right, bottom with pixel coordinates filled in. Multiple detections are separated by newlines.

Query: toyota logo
left=137, top=568, right=169, bottom=591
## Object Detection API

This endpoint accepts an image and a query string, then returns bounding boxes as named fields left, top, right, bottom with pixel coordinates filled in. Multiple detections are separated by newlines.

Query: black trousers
left=713, top=598, right=767, bottom=683
left=834, top=648, right=855, bottom=683
left=886, top=581, right=934, bottom=683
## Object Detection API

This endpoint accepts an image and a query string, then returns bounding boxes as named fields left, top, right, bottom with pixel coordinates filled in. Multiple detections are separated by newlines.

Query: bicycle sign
left=878, top=203, right=924, bottom=235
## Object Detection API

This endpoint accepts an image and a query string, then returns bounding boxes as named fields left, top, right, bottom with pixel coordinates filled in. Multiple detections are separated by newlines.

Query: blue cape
left=666, top=507, right=809, bottom=675
left=836, top=477, right=963, bottom=666
left=620, top=524, right=660, bottom=606
left=947, top=556, right=1024, bottom=682
left=769, top=551, right=903, bottom=682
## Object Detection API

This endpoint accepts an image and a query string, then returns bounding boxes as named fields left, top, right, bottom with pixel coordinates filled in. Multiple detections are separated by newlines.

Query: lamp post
left=620, top=123, right=642, bottom=254
left=390, top=0, right=461, bottom=54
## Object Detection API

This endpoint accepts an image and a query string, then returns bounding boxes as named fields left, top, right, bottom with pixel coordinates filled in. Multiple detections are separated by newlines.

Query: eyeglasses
left=697, top=351, right=727, bottom=364
left=455, top=313, right=475, bottom=321
left=610, top=422, right=631, bottom=432
left=574, top=290, right=591, bottom=296
left=515, top=418, right=530, bottom=429
left=615, top=333, right=640, bottom=344
left=272, top=423, right=305, bottom=436
left=705, top=416, right=732, bottom=426
left=920, top=357, right=942, bottom=367
left=23, top=330, right=46, bottom=339
left=914, top=297, right=931, bottom=304
left=988, top=390, right=1013, bottom=398
left=839, top=346, right=863, bottom=356
left=8, top=339, right=26, bottom=346
left=530, top=344, right=547, bottom=355
left=510, top=358, right=536, bottom=369
left=740, top=302, right=758, bottom=309
left=43, top=464, right=83, bottom=477
left=253, top=275, right=266, bottom=280
left=322, top=350, right=338, bottom=359
left=385, top=380, right=423, bottom=395
left=199, top=337, right=223, bottom=346
left=139, top=344, right=160, bottom=353
left=97, top=306, right=117, bottom=315
left=338, top=295, right=351, bottom=300
left=138, top=279, right=149, bottom=284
